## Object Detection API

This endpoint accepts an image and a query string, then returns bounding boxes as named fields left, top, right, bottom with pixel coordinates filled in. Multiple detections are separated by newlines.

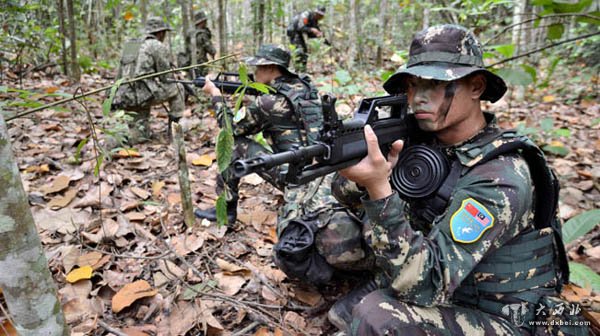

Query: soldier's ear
left=468, top=73, right=487, bottom=100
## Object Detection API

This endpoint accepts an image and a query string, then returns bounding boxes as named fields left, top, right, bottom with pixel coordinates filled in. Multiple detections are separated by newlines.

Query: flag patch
left=450, top=198, right=494, bottom=243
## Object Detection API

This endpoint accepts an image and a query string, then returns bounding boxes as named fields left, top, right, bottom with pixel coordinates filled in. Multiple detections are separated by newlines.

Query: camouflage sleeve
left=213, top=94, right=278, bottom=136
left=362, top=154, right=533, bottom=306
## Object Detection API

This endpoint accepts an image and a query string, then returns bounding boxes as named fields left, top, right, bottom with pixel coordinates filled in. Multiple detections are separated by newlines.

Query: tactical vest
left=405, top=130, right=570, bottom=329
left=273, top=75, right=323, bottom=150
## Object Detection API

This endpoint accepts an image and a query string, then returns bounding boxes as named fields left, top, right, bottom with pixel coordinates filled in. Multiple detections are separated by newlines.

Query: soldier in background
left=286, top=6, right=326, bottom=73
left=112, top=17, right=185, bottom=144
left=178, top=11, right=216, bottom=77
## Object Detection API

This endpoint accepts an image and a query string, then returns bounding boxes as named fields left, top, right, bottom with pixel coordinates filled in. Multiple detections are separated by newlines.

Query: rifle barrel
left=232, top=144, right=327, bottom=177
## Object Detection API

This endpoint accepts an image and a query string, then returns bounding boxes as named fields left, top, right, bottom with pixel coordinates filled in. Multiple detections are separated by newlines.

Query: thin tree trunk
left=140, top=0, right=148, bottom=27
left=348, top=0, right=359, bottom=68
left=376, top=0, right=388, bottom=67
left=179, top=0, right=194, bottom=78
left=57, top=0, right=68, bottom=76
left=172, top=123, right=195, bottom=227
left=253, top=0, right=265, bottom=50
left=66, top=0, right=80, bottom=82
left=0, top=115, right=69, bottom=335
left=218, top=0, right=228, bottom=56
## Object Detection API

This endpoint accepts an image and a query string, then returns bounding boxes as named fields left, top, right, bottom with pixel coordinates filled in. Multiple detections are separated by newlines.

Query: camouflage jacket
left=288, top=11, right=321, bottom=36
left=135, top=34, right=178, bottom=102
left=362, top=113, right=539, bottom=306
left=191, top=27, right=216, bottom=63
left=213, top=75, right=322, bottom=153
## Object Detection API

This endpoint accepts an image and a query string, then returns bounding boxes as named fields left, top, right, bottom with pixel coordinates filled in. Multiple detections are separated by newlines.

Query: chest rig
left=391, top=129, right=570, bottom=326
left=271, top=75, right=323, bottom=151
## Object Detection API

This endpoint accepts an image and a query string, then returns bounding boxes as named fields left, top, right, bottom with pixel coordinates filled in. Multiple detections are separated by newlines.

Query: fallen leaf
left=242, top=173, right=264, bottom=186
left=114, top=149, right=142, bottom=158
left=122, top=325, right=157, bottom=336
left=215, top=258, right=251, bottom=276
left=157, top=301, right=203, bottom=335
left=47, top=188, right=78, bottom=210
left=214, top=273, right=246, bottom=296
left=131, top=186, right=150, bottom=200
left=24, top=164, right=50, bottom=173
left=192, top=154, right=214, bottom=166
left=152, top=181, right=165, bottom=199
left=45, top=86, right=59, bottom=94
left=66, top=266, right=93, bottom=283
left=167, top=193, right=181, bottom=205
left=283, top=311, right=306, bottom=329
left=261, top=285, right=279, bottom=302
left=42, top=175, right=71, bottom=194
left=0, top=320, right=17, bottom=336
left=543, top=95, right=555, bottom=103
left=274, top=328, right=283, bottom=336
left=158, top=260, right=186, bottom=280
left=294, top=288, right=323, bottom=306
left=112, top=280, right=157, bottom=313
left=76, top=252, right=103, bottom=268
left=125, top=212, right=146, bottom=221
left=170, top=234, right=205, bottom=255
left=254, top=327, right=270, bottom=336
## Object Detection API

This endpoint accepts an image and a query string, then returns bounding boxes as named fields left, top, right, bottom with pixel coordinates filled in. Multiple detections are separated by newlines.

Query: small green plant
left=561, top=209, right=600, bottom=292
left=516, top=117, right=571, bottom=156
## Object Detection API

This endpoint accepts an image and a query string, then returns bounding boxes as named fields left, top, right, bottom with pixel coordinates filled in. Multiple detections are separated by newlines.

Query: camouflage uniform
left=179, top=11, right=216, bottom=77
left=199, top=45, right=370, bottom=281
left=329, top=25, right=587, bottom=336
left=286, top=7, right=325, bottom=72
left=113, top=17, right=185, bottom=143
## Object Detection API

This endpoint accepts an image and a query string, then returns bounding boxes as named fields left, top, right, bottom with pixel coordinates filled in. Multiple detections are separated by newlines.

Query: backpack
left=111, top=38, right=152, bottom=111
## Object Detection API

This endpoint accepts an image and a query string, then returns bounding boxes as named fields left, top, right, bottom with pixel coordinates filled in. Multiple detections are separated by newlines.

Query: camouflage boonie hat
left=384, top=24, right=507, bottom=102
left=145, top=17, right=172, bottom=34
left=315, top=6, right=326, bottom=15
left=245, top=44, right=293, bottom=73
left=194, top=11, right=207, bottom=25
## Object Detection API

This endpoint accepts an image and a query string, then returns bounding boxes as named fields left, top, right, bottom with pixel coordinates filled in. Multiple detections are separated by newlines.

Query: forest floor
left=1, top=64, right=600, bottom=336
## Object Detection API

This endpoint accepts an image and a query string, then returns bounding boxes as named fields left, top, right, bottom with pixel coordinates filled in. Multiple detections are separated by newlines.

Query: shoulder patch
left=450, top=198, right=494, bottom=244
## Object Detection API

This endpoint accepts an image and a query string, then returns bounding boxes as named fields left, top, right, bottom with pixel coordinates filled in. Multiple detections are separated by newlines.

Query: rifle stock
left=232, top=93, right=410, bottom=185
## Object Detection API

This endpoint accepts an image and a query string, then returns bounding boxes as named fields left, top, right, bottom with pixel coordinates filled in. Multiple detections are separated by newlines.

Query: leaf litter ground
left=1, top=71, right=599, bottom=335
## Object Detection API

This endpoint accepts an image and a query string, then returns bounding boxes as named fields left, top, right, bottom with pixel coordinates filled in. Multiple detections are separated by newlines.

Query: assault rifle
left=232, top=93, right=411, bottom=185
left=174, top=72, right=263, bottom=96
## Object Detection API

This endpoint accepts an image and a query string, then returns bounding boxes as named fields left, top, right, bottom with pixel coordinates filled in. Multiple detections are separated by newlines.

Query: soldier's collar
left=435, top=112, right=501, bottom=162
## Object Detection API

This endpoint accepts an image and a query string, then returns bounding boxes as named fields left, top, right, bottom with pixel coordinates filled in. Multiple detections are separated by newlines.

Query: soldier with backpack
left=177, top=11, right=216, bottom=78
left=112, top=17, right=185, bottom=144
left=325, top=24, right=588, bottom=335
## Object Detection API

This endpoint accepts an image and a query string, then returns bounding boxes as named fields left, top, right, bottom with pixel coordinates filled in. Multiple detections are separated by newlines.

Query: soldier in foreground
left=328, top=25, right=588, bottom=335
left=112, top=17, right=185, bottom=144
left=195, top=45, right=370, bottom=282
left=286, top=6, right=326, bottom=72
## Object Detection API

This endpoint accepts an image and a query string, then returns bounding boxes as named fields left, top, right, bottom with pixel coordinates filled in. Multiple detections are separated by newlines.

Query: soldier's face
left=406, top=76, right=471, bottom=134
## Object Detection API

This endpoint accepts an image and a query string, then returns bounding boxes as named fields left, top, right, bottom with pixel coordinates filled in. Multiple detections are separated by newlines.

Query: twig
left=487, top=31, right=600, bottom=68
left=98, top=320, right=128, bottom=336
left=484, top=13, right=600, bottom=46
left=6, top=53, right=240, bottom=121
left=232, top=321, right=260, bottom=336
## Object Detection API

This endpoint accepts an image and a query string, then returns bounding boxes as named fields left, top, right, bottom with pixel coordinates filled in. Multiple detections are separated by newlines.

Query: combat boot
left=194, top=200, right=237, bottom=224
left=327, top=278, right=378, bottom=331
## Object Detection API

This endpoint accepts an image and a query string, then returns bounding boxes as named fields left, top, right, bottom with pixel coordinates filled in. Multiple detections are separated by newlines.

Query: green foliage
left=495, top=67, right=534, bottom=86
left=547, top=23, right=565, bottom=40
left=562, top=209, right=600, bottom=244
left=516, top=117, right=571, bottom=156
left=569, top=262, right=600, bottom=293
left=215, top=193, right=228, bottom=227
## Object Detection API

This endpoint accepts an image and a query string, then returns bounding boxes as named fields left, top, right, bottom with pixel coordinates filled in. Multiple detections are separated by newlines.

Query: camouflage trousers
left=348, top=289, right=521, bottom=336
left=126, top=82, right=185, bottom=143
left=347, top=289, right=589, bottom=336
left=289, top=33, right=308, bottom=73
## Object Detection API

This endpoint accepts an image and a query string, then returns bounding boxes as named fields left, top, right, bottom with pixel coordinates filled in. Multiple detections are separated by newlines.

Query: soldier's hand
left=339, top=125, right=404, bottom=201
left=311, top=28, right=323, bottom=37
left=202, top=77, right=221, bottom=97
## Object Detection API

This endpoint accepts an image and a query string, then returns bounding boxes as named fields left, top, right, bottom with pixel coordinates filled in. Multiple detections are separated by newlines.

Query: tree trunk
left=512, top=0, right=526, bottom=55
left=66, top=0, right=80, bottom=82
left=140, top=0, right=148, bottom=27
left=253, top=0, right=265, bottom=51
left=376, top=0, right=388, bottom=67
left=218, top=0, right=228, bottom=57
left=179, top=0, right=195, bottom=78
left=57, top=0, right=68, bottom=76
left=0, top=115, right=69, bottom=335
left=348, top=0, right=360, bottom=68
